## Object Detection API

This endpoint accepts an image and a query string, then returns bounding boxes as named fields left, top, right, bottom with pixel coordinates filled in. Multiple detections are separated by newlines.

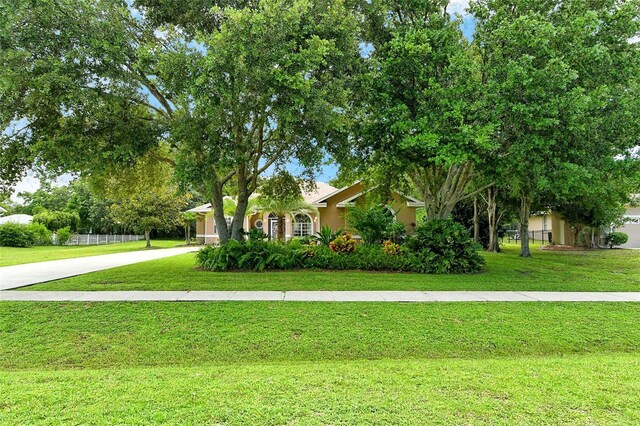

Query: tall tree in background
left=470, top=0, right=640, bottom=257
left=350, top=0, right=495, bottom=220
left=96, top=149, right=186, bottom=247
left=1, top=0, right=360, bottom=243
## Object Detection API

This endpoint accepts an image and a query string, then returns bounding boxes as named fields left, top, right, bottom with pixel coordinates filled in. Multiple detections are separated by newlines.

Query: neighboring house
left=0, top=214, right=33, bottom=225
left=189, top=181, right=425, bottom=244
left=614, top=204, right=640, bottom=249
left=528, top=212, right=576, bottom=245
left=529, top=202, right=640, bottom=248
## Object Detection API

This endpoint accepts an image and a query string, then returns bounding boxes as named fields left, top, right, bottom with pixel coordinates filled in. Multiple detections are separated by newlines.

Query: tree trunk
left=486, top=186, right=500, bottom=253
left=277, top=215, right=285, bottom=241
left=473, top=196, right=480, bottom=243
left=211, top=182, right=230, bottom=244
left=145, top=230, right=151, bottom=248
left=229, top=168, right=254, bottom=242
left=411, top=162, right=477, bottom=221
left=519, top=194, right=531, bottom=257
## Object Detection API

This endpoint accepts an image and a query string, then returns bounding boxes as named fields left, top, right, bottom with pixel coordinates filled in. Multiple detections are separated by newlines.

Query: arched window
left=292, top=213, right=312, bottom=237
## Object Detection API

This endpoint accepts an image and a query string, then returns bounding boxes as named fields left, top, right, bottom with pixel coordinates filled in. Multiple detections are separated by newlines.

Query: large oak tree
left=1, top=0, right=360, bottom=242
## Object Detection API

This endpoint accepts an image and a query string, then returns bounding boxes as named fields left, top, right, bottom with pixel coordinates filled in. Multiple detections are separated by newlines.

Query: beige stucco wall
left=616, top=205, right=640, bottom=248
left=317, top=182, right=418, bottom=235
left=194, top=182, right=421, bottom=244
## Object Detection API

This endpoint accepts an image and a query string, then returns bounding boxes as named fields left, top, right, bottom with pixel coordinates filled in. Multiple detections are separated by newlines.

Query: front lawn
left=2, top=355, right=638, bottom=425
left=1, top=302, right=639, bottom=424
left=22, top=244, right=640, bottom=292
left=0, top=239, right=187, bottom=267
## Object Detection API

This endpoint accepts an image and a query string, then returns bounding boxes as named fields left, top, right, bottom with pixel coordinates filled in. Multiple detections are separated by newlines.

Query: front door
left=269, top=216, right=278, bottom=240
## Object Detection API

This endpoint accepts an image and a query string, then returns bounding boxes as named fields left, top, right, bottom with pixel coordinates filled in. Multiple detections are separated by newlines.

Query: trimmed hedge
left=197, top=220, right=485, bottom=274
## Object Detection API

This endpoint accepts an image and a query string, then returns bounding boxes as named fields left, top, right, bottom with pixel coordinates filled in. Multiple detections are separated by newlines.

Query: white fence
left=64, top=234, right=144, bottom=246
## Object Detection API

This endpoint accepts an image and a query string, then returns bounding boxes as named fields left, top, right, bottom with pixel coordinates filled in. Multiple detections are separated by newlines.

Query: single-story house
left=529, top=202, right=640, bottom=248
left=188, top=181, right=425, bottom=244
left=0, top=214, right=33, bottom=225
left=615, top=204, right=640, bottom=249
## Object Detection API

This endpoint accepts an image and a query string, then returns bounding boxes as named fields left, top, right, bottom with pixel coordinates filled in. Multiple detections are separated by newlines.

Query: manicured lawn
left=1, top=302, right=639, bottom=424
left=0, top=239, right=186, bottom=267
left=2, top=355, right=639, bottom=425
left=23, top=244, right=640, bottom=291
left=2, top=302, right=639, bottom=368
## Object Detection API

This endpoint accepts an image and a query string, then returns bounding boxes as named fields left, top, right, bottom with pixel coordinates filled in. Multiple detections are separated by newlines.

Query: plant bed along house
left=197, top=219, right=485, bottom=274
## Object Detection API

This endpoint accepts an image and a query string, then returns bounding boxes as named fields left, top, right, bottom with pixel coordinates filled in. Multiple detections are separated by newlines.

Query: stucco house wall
left=615, top=205, right=640, bottom=249
left=190, top=181, right=424, bottom=244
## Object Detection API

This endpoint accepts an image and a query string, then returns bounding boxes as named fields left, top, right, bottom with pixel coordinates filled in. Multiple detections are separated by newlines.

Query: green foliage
left=347, top=205, right=405, bottom=244
left=55, top=226, right=72, bottom=246
left=408, top=219, right=485, bottom=273
left=312, top=225, right=342, bottom=246
left=100, top=149, right=186, bottom=246
left=196, top=240, right=304, bottom=272
left=606, top=232, right=628, bottom=249
left=0, top=223, right=35, bottom=247
left=246, top=228, right=268, bottom=242
left=470, top=0, right=640, bottom=256
left=197, top=224, right=484, bottom=273
left=28, top=222, right=53, bottom=246
left=351, top=2, right=495, bottom=219
left=0, top=222, right=53, bottom=247
left=32, top=210, right=80, bottom=232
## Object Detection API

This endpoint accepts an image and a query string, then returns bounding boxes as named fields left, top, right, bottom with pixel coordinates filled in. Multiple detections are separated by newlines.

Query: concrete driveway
left=0, top=246, right=200, bottom=290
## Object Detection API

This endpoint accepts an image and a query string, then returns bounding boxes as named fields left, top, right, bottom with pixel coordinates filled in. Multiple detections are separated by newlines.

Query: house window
left=254, top=219, right=264, bottom=229
left=292, top=214, right=312, bottom=236
left=214, top=216, right=234, bottom=234
left=623, top=215, right=640, bottom=225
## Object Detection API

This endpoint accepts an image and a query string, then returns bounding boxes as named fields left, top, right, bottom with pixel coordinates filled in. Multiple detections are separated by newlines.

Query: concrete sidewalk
left=0, top=246, right=199, bottom=290
left=2, top=290, right=639, bottom=302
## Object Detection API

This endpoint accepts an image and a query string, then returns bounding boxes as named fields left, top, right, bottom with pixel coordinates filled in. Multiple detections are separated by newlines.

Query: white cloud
left=448, top=0, right=471, bottom=16
left=11, top=173, right=73, bottom=202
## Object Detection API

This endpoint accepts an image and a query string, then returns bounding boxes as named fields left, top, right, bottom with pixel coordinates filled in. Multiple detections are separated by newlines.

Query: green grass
left=23, top=244, right=640, bottom=291
left=2, top=355, right=639, bottom=425
left=1, top=302, right=639, bottom=424
left=0, top=239, right=186, bottom=267
left=2, top=302, right=639, bottom=369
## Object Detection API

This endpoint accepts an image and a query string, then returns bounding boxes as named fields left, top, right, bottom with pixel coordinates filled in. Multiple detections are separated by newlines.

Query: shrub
left=312, top=225, right=341, bottom=246
left=196, top=239, right=303, bottom=271
left=347, top=205, right=395, bottom=244
left=329, top=232, right=357, bottom=253
left=384, top=221, right=407, bottom=244
left=246, top=228, right=268, bottom=242
left=55, top=226, right=73, bottom=246
left=383, top=240, right=401, bottom=255
left=605, top=232, right=628, bottom=248
left=0, top=223, right=35, bottom=247
left=407, top=219, right=484, bottom=273
left=28, top=223, right=53, bottom=246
